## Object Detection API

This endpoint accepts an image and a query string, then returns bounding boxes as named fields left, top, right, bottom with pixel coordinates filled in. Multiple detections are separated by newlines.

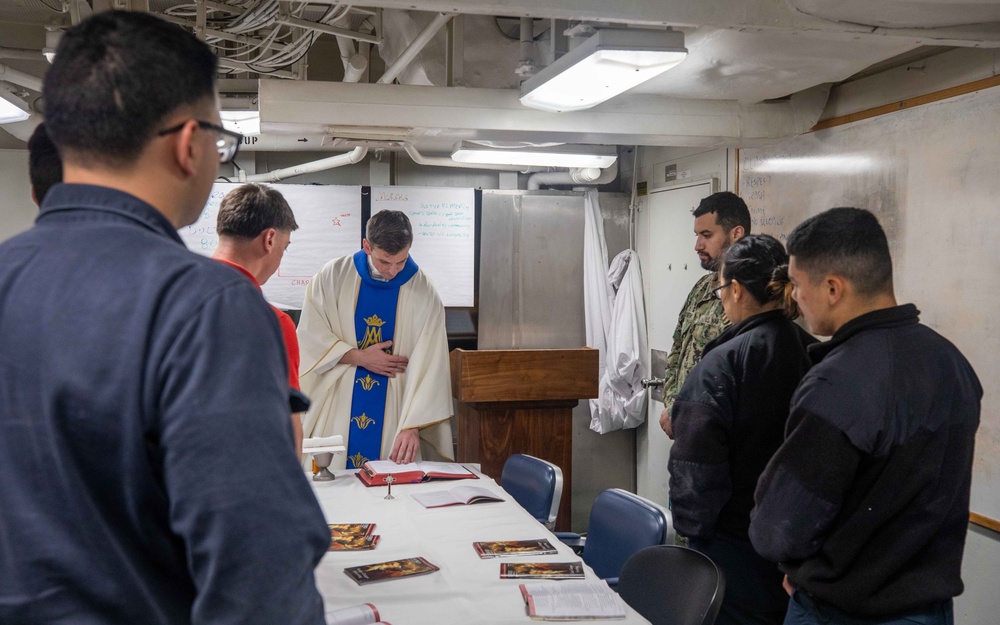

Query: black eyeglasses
left=711, top=282, right=732, bottom=299
left=157, top=120, right=243, bottom=164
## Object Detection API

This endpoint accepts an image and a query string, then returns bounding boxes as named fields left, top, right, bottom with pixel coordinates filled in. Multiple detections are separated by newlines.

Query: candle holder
left=384, top=475, right=396, bottom=500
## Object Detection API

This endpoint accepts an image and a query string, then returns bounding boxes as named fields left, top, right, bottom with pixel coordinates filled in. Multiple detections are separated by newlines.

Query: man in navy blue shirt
left=0, top=11, right=330, bottom=625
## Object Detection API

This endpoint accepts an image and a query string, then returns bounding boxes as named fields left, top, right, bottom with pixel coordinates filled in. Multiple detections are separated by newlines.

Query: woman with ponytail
left=667, top=234, right=816, bottom=625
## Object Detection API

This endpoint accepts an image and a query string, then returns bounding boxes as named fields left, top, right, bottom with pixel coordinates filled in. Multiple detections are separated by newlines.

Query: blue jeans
left=784, top=590, right=953, bottom=625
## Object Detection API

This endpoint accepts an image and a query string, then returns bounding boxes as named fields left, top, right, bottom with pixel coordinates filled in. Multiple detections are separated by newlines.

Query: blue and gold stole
left=346, top=249, right=419, bottom=469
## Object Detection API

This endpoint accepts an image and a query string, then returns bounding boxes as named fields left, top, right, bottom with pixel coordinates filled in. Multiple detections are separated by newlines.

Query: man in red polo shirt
left=214, top=183, right=304, bottom=459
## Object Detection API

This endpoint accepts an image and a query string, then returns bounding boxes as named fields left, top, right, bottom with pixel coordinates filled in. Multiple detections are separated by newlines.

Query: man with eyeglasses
left=658, top=191, right=751, bottom=440
left=0, top=11, right=329, bottom=625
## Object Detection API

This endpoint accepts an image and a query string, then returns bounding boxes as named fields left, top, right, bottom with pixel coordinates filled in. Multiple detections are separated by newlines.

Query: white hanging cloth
left=583, top=190, right=649, bottom=433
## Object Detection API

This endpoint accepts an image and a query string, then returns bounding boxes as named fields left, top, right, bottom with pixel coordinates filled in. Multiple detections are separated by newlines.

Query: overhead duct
left=259, top=80, right=832, bottom=148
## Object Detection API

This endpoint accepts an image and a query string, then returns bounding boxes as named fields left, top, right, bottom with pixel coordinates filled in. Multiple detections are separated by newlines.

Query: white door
left=636, top=179, right=716, bottom=506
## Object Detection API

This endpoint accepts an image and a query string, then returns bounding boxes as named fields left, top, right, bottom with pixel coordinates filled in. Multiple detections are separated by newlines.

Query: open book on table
left=325, top=602, right=391, bottom=625
left=357, top=460, right=477, bottom=486
left=411, top=485, right=503, bottom=508
left=519, top=580, right=627, bottom=621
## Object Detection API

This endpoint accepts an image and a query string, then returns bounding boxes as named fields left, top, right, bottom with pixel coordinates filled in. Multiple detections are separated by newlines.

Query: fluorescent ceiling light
left=0, top=89, right=30, bottom=124
left=451, top=142, right=618, bottom=168
left=220, top=110, right=260, bottom=135
left=520, top=29, right=687, bottom=113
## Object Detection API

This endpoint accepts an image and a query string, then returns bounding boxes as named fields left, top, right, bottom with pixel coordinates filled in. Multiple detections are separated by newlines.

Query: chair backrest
left=500, top=454, right=563, bottom=529
left=618, top=545, right=726, bottom=625
left=582, top=488, right=671, bottom=580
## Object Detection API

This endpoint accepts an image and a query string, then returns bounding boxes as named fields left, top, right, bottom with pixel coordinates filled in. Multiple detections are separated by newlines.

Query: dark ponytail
left=722, top=234, right=798, bottom=318
left=767, top=263, right=800, bottom=320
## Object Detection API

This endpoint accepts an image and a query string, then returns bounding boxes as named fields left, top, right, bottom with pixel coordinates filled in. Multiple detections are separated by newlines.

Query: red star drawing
left=331, top=218, right=342, bottom=227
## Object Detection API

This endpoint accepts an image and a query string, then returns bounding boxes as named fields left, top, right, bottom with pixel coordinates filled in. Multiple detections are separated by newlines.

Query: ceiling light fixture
left=0, top=89, right=30, bottom=124
left=451, top=141, right=617, bottom=168
left=520, top=28, right=687, bottom=113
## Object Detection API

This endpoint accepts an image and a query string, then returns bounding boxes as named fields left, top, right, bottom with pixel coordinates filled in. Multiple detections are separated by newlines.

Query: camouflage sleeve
left=690, top=309, right=729, bottom=366
left=662, top=275, right=730, bottom=415
left=661, top=282, right=703, bottom=413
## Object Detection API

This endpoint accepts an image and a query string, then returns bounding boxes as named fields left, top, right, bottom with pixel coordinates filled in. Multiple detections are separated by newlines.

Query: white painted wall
left=0, top=149, right=36, bottom=243
left=818, top=48, right=1000, bottom=624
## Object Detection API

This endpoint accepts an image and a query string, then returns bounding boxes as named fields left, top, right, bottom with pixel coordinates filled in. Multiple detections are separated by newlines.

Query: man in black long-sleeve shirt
left=749, top=208, right=981, bottom=625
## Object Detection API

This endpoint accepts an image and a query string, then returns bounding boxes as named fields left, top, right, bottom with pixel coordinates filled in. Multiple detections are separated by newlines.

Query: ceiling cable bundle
left=164, top=0, right=353, bottom=73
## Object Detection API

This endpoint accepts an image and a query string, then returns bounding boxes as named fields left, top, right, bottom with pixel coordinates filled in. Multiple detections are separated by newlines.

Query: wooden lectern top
left=450, top=348, right=598, bottom=403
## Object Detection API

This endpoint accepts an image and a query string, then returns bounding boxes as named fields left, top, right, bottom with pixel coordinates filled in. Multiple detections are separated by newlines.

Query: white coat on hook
left=583, top=189, right=649, bottom=433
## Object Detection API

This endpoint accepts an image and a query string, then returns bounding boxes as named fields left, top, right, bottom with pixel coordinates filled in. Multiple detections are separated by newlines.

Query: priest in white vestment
left=297, top=210, right=454, bottom=470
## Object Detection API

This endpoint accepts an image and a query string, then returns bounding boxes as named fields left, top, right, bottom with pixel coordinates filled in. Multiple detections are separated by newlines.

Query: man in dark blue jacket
left=750, top=208, right=981, bottom=625
left=0, top=11, right=330, bottom=625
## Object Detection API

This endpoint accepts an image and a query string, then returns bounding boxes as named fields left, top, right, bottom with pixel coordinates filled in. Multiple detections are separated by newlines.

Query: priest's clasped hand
left=343, top=341, right=409, bottom=377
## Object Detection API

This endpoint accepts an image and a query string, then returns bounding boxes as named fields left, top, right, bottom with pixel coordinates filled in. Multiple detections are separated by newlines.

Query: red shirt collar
left=216, top=258, right=261, bottom=289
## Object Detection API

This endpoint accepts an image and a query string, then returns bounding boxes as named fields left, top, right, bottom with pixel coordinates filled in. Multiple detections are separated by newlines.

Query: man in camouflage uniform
left=659, top=191, right=751, bottom=439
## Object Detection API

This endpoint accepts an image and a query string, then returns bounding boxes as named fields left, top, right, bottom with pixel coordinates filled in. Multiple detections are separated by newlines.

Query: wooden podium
left=450, top=348, right=598, bottom=532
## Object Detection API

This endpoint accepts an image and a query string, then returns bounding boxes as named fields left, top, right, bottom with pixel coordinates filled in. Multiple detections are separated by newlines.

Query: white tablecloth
left=311, top=467, right=651, bottom=625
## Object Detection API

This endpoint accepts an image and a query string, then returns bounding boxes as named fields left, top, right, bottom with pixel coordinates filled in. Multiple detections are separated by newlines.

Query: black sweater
left=669, top=309, right=816, bottom=541
left=749, top=305, right=982, bottom=617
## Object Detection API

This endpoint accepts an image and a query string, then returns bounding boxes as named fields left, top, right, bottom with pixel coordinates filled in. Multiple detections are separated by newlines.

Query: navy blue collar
left=808, top=303, right=920, bottom=362
left=352, top=249, right=418, bottom=289
left=38, top=183, right=185, bottom=246
left=703, top=308, right=786, bottom=356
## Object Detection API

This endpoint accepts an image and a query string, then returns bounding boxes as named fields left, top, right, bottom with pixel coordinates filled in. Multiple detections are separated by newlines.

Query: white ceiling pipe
left=527, top=160, right=618, bottom=190
left=0, top=64, right=43, bottom=92
left=377, top=12, right=456, bottom=84
left=244, top=147, right=368, bottom=182
left=403, top=143, right=546, bottom=172
left=343, top=53, right=368, bottom=82
left=335, top=34, right=366, bottom=82
left=0, top=48, right=43, bottom=61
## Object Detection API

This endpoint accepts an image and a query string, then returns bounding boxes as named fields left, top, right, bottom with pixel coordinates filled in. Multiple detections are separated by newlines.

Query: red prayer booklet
left=344, top=557, right=440, bottom=585
left=328, top=524, right=380, bottom=552
left=357, top=460, right=477, bottom=487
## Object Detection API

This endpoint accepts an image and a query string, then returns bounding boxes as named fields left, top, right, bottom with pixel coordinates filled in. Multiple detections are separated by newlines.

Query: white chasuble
left=297, top=255, right=454, bottom=470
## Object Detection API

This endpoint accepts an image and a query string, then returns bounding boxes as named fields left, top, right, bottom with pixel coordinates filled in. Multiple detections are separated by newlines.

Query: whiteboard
left=178, top=183, right=362, bottom=310
left=370, top=185, right=476, bottom=307
left=739, top=86, right=1000, bottom=523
